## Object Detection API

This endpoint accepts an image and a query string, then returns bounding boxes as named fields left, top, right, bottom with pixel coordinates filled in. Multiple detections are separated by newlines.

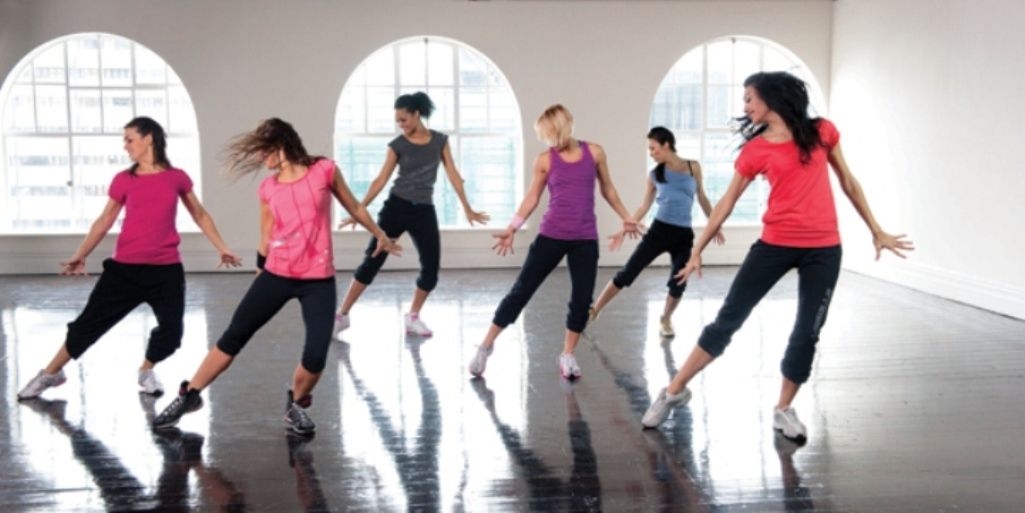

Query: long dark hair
left=648, top=126, right=676, bottom=184
left=224, top=118, right=319, bottom=178
left=394, top=91, right=435, bottom=119
left=124, top=116, right=171, bottom=175
left=736, top=71, right=822, bottom=164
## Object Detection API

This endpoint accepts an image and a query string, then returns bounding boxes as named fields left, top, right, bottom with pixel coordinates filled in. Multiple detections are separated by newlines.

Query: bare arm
left=180, top=191, right=241, bottom=268
left=674, top=172, right=753, bottom=283
left=631, top=175, right=657, bottom=222
left=591, top=143, right=635, bottom=223
left=258, top=200, right=273, bottom=257
left=331, top=165, right=401, bottom=257
left=441, top=142, right=489, bottom=226
left=361, top=148, right=399, bottom=208
left=828, top=143, right=913, bottom=259
left=61, top=199, right=123, bottom=275
left=691, top=161, right=725, bottom=245
left=491, top=152, right=551, bottom=256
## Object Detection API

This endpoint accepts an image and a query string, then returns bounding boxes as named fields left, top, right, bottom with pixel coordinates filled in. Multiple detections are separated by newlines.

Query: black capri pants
left=493, top=235, right=598, bottom=333
left=216, top=271, right=336, bottom=374
left=353, top=194, right=440, bottom=292
left=612, top=219, right=694, bottom=298
left=66, top=259, right=185, bottom=364
left=697, top=240, right=842, bottom=384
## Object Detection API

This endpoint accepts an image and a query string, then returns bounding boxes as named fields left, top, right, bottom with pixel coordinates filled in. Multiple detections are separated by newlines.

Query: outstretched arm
left=592, top=143, right=641, bottom=239
left=441, top=142, right=490, bottom=226
left=181, top=191, right=241, bottom=268
left=331, top=165, right=401, bottom=257
left=491, top=152, right=550, bottom=256
left=338, top=149, right=399, bottom=229
left=675, top=172, right=753, bottom=283
left=828, top=143, right=914, bottom=260
left=609, top=176, right=655, bottom=250
left=691, top=161, right=725, bottom=245
left=61, top=199, right=123, bottom=275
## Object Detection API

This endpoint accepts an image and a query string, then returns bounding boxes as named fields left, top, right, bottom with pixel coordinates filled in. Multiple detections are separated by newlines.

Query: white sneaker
left=138, top=369, right=164, bottom=396
left=559, top=353, right=582, bottom=380
left=468, top=344, right=494, bottom=377
left=773, top=406, right=807, bottom=442
left=17, top=369, right=67, bottom=400
left=333, top=313, right=350, bottom=340
left=404, top=313, right=433, bottom=337
left=641, top=387, right=691, bottom=428
left=659, top=315, right=675, bottom=338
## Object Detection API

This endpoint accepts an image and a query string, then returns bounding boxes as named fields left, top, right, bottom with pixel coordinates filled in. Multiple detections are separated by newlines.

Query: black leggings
left=492, top=235, right=598, bottom=333
left=612, top=219, right=694, bottom=298
left=216, top=271, right=336, bottom=374
left=65, top=259, right=185, bottom=363
left=353, top=194, right=440, bottom=292
left=697, top=240, right=842, bottom=384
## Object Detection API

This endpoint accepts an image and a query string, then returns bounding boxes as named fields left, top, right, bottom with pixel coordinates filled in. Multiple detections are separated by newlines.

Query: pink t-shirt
left=258, top=158, right=336, bottom=279
left=109, top=168, right=193, bottom=264
left=735, top=118, right=841, bottom=248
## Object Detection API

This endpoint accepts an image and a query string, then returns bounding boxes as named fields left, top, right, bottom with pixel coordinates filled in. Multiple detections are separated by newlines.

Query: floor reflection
left=20, top=397, right=246, bottom=512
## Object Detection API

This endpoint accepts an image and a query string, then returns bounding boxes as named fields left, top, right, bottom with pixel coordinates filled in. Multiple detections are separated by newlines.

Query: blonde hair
left=534, top=104, right=574, bottom=149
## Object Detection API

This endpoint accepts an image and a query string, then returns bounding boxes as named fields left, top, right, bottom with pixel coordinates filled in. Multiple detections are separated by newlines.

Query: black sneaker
left=153, top=381, right=203, bottom=430
left=284, top=390, right=315, bottom=436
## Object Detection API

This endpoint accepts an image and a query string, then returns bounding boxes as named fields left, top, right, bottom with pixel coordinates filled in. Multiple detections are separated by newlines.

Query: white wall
left=831, top=0, right=1025, bottom=319
left=0, top=0, right=832, bottom=273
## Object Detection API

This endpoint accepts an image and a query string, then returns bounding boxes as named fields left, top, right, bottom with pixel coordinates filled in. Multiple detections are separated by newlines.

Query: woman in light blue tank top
left=467, top=105, right=641, bottom=380
left=589, top=127, right=723, bottom=338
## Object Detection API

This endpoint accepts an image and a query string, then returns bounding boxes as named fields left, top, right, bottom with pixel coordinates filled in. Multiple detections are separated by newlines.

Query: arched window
left=650, top=36, right=825, bottom=224
left=335, top=36, right=522, bottom=228
left=0, top=33, right=200, bottom=234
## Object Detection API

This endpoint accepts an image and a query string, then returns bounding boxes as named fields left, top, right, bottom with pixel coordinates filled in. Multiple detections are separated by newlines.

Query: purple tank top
left=539, top=141, right=598, bottom=240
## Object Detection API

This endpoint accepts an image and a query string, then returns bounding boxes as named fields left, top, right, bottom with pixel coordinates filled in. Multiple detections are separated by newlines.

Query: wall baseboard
left=846, top=260, right=1025, bottom=320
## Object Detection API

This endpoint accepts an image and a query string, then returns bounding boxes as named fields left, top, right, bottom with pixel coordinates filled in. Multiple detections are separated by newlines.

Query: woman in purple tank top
left=468, top=105, right=641, bottom=380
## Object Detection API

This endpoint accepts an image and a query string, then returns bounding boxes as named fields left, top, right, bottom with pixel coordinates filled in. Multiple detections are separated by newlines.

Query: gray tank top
left=388, top=129, right=448, bottom=204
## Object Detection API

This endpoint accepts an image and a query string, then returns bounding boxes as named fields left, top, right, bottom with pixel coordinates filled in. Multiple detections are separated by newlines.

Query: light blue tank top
left=652, top=165, right=696, bottom=228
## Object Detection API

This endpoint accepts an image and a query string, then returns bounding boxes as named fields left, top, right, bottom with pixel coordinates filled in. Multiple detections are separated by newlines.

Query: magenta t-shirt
left=109, top=168, right=192, bottom=264
left=258, top=158, right=336, bottom=279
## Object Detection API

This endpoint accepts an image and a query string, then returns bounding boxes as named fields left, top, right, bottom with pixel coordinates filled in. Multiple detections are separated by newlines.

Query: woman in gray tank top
left=334, top=92, right=489, bottom=338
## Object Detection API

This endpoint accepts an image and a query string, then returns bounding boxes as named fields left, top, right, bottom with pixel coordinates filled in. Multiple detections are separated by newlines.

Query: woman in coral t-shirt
left=642, top=72, right=913, bottom=442
left=153, top=118, right=399, bottom=436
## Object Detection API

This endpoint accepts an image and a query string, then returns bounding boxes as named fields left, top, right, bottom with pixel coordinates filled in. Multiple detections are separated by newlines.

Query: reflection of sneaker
left=773, top=431, right=803, bottom=457
left=773, top=406, right=808, bottom=443
left=468, top=344, right=493, bottom=377
left=17, top=369, right=67, bottom=400
left=287, top=433, right=315, bottom=468
left=139, top=394, right=158, bottom=422
left=641, top=387, right=691, bottom=428
left=284, top=390, right=316, bottom=437
left=659, top=315, right=675, bottom=338
left=153, top=381, right=203, bottom=429
left=333, top=313, right=350, bottom=340
left=404, top=313, right=433, bottom=337
left=559, top=353, right=582, bottom=380
left=138, top=369, right=164, bottom=396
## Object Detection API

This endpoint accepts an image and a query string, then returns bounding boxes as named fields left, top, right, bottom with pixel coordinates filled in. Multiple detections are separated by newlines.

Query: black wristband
left=256, top=252, right=266, bottom=270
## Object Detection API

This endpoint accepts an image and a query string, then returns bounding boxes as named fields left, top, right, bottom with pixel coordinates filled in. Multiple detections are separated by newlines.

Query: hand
left=622, top=220, right=644, bottom=240
left=711, top=229, right=726, bottom=246
left=674, top=252, right=702, bottom=284
left=465, top=209, right=490, bottom=227
left=60, top=256, right=87, bottom=276
left=218, top=251, right=243, bottom=269
left=873, top=231, right=914, bottom=260
left=337, top=217, right=357, bottom=230
left=371, top=236, right=402, bottom=258
left=491, top=228, right=515, bottom=256
left=607, top=230, right=626, bottom=251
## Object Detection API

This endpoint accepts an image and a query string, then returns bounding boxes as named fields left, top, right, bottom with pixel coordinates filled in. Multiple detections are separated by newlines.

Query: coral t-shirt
left=109, top=168, right=192, bottom=264
left=258, top=159, right=336, bottom=279
left=735, top=118, right=841, bottom=248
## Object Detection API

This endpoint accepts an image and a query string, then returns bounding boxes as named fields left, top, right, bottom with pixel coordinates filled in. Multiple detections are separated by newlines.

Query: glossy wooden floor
left=2, top=267, right=1023, bottom=512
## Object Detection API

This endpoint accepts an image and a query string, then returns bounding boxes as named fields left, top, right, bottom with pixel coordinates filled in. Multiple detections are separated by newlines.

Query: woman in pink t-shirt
left=642, top=72, right=914, bottom=442
left=17, top=116, right=241, bottom=401
left=153, top=118, right=399, bottom=436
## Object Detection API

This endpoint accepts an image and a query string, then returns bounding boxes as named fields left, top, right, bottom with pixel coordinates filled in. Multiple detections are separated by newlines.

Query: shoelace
left=157, top=395, right=187, bottom=422
left=289, top=404, right=313, bottom=427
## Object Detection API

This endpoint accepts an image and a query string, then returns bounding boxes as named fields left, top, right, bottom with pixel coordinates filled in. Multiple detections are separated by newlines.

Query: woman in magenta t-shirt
left=642, top=72, right=914, bottom=442
left=152, top=118, right=399, bottom=436
left=17, top=116, right=241, bottom=401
